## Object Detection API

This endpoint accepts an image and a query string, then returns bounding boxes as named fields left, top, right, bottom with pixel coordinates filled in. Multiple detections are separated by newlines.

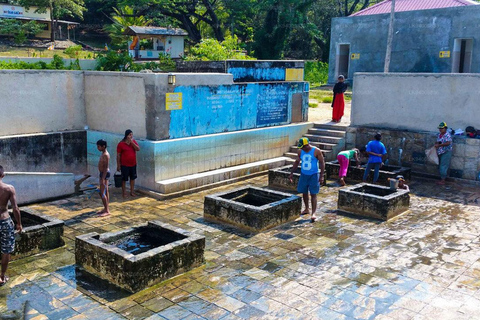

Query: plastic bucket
left=389, top=178, right=399, bottom=190
left=114, top=171, right=122, bottom=188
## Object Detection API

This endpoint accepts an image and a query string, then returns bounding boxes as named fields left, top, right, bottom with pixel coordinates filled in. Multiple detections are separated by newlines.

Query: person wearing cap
left=117, top=129, right=140, bottom=198
left=363, top=133, right=387, bottom=183
left=435, top=122, right=452, bottom=185
left=289, top=137, right=325, bottom=223
left=337, top=148, right=360, bottom=186
left=396, top=175, right=409, bottom=191
left=332, top=75, right=348, bottom=123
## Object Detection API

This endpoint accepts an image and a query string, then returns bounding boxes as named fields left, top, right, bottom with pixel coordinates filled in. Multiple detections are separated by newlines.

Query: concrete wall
left=351, top=73, right=480, bottom=132
left=0, top=57, right=96, bottom=70
left=87, top=123, right=313, bottom=190
left=0, top=131, right=87, bottom=174
left=0, top=70, right=86, bottom=136
left=328, top=5, right=480, bottom=83
left=4, top=172, right=75, bottom=205
left=345, top=126, right=480, bottom=181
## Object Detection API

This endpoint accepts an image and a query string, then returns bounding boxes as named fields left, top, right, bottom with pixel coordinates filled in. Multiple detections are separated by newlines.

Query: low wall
left=87, top=123, right=313, bottom=190
left=0, top=131, right=87, bottom=174
left=345, top=126, right=480, bottom=180
left=4, top=172, right=75, bottom=205
left=352, top=73, right=480, bottom=132
left=0, top=57, right=96, bottom=70
left=0, top=70, right=86, bottom=136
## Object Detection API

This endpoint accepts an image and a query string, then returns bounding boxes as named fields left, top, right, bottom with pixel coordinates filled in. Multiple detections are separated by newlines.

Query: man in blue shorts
left=289, top=138, right=325, bottom=222
left=363, top=133, right=387, bottom=183
left=0, top=165, right=21, bottom=286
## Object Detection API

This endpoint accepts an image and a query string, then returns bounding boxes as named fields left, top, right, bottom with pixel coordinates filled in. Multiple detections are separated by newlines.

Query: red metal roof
left=351, top=0, right=478, bottom=16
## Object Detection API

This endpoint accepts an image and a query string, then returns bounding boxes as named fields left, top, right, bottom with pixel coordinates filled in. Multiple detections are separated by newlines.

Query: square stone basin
left=75, top=221, right=205, bottom=293
left=326, top=160, right=411, bottom=183
left=268, top=165, right=301, bottom=192
left=338, top=183, right=410, bottom=221
left=204, top=186, right=302, bottom=232
left=10, top=207, right=64, bottom=260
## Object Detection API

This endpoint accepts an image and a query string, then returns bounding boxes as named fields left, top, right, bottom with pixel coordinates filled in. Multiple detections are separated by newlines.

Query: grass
left=0, top=45, right=95, bottom=59
left=309, top=88, right=352, bottom=103
left=309, top=102, right=318, bottom=108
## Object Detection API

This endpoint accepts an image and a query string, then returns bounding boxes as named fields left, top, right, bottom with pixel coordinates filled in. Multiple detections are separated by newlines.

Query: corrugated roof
left=351, top=0, right=478, bottom=16
left=124, top=26, right=188, bottom=36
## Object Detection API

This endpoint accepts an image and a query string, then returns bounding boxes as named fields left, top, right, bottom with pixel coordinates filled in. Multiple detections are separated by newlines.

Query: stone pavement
left=2, top=176, right=480, bottom=320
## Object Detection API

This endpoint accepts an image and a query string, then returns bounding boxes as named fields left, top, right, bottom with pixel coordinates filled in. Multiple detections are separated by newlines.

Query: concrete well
left=204, top=186, right=302, bottom=232
left=11, top=207, right=65, bottom=260
left=75, top=221, right=205, bottom=293
left=326, top=160, right=411, bottom=184
left=338, top=183, right=410, bottom=221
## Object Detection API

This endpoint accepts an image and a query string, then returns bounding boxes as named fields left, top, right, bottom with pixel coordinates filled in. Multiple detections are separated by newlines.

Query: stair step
left=303, top=141, right=337, bottom=150
left=307, top=128, right=346, bottom=137
left=156, top=157, right=291, bottom=194
left=304, top=134, right=344, bottom=144
left=313, top=123, right=348, bottom=131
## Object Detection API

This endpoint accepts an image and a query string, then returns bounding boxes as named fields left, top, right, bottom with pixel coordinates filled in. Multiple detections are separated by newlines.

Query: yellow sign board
left=166, top=93, right=183, bottom=110
left=351, top=53, right=360, bottom=60
left=285, top=68, right=304, bottom=81
left=439, top=51, right=450, bottom=58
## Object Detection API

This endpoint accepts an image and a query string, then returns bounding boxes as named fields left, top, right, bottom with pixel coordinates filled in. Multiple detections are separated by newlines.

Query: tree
left=16, top=0, right=86, bottom=41
left=104, top=6, right=151, bottom=46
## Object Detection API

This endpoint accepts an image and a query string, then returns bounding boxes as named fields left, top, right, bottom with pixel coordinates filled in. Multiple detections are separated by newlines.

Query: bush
left=309, top=102, right=318, bottom=108
left=305, top=61, right=329, bottom=86
left=64, top=45, right=83, bottom=58
left=0, top=55, right=76, bottom=70
left=0, top=19, right=42, bottom=44
left=186, top=35, right=254, bottom=61
left=95, top=50, right=134, bottom=71
left=321, top=96, right=333, bottom=103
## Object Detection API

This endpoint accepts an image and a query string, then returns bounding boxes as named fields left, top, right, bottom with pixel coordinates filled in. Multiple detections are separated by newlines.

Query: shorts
left=0, top=217, right=15, bottom=254
left=121, top=165, right=137, bottom=181
left=297, top=172, right=320, bottom=195
left=99, top=171, right=110, bottom=180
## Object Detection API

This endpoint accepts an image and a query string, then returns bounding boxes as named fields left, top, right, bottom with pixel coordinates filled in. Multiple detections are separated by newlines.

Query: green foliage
left=18, top=0, right=86, bottom=20
left=0, top=55, right=78, bottom=70
left=95, top=50, right=135, bottom=71
left=305, top=61, right=329, bottom=86
left=0, top=19, right=43, bottom=44
left=104, top=6, right=151, bottom=47
left=64, top=45, right=83, bottom=58
left=308, top=102, right=318, bottom=108
left=321, top=96, right=333, bottom=103
left=187, top=35, right=254, bottom=61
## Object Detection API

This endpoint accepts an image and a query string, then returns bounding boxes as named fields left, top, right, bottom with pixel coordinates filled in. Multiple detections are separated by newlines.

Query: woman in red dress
left=332, top=75, right=348, bottom=123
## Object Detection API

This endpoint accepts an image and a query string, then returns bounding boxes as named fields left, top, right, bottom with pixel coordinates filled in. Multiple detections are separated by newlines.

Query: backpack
left=466, top=126, right=476, bottom=138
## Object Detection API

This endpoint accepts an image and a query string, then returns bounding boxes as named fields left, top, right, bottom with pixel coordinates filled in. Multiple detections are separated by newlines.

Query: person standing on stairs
left=332, top=75, right=348, bottom=123
left=289, top=138, right=325, bottom=223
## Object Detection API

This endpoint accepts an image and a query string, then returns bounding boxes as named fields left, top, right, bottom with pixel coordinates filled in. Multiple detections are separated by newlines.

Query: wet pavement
left=2, top=176, right=480, bottom=319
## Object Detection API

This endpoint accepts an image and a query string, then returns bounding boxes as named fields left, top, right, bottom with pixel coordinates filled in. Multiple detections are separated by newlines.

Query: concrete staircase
left=284, top=123, right=348, bottom=162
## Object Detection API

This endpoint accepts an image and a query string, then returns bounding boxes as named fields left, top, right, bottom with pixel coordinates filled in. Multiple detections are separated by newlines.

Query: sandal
left=300, top=210, right=310, bottom=216
left=0, top=276, right=9, bottom=287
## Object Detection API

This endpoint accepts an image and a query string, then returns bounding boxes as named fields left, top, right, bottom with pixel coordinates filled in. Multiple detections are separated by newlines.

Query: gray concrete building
left=328, top=0, right=480, bottom=83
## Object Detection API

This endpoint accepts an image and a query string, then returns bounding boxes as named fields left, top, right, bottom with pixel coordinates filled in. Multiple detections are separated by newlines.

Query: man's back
left=367, top=140, right=386, bottom=163
left=0, top=182, right=13, bottom=215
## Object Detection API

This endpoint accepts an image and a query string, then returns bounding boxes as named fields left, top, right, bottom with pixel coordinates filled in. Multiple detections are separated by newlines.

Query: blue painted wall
left=226, top=60, right=304, bottom=82
left=169, top=82, right=307, bottom=139
left=328, top=5, right=480, bottom=83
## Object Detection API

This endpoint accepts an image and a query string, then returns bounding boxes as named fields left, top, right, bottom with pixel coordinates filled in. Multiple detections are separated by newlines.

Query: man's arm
left=315, top=149, right=325, bottom=183
left=9, top=187, right=21, bottom=232
left=289, top=150, right=302, bottom=182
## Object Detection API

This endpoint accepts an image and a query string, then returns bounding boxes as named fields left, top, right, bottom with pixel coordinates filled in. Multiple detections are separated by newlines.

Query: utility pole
left=50, top=0, right=55, bottom=42
left=384, top=0, right=395, bottom=72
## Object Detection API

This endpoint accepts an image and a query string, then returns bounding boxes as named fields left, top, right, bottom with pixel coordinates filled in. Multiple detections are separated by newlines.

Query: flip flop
left=0, top=276, right=9, bottom=287
left=300, top=211, right=310, bottom=216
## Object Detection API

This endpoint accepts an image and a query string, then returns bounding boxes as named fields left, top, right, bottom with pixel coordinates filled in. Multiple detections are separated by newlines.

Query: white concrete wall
left=3, top=172, right=75, bottom=205
left=0, top=70, right=86, bottom=136
left=352, top=73, right=480, bottom=132
left=166, top=36, right=185, bottom=58
left=84, top=72, right=148, bottom=139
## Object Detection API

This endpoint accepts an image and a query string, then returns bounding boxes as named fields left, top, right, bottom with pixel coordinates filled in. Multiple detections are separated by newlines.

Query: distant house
left=124, top=26, right=187, bottom=60
left=327, top=0, right=480, bottom=83
left=0, top=3, right=78, bottom=40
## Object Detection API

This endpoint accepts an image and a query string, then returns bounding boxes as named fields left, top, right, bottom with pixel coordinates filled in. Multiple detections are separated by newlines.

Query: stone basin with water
left=10, top=208, right=64, bottom=260
left=268, top=165, right=310, bottom=192
left=75, top=221, right=205, bottom=293
left=338, top=183, right=410, bottom=221
left=204, top=186, right=302, bottom=232
left=326, top=160, right=411, bottom=183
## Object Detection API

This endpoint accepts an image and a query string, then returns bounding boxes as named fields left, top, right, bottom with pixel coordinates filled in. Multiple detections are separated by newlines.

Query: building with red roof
left=327, top=0, right=480, bottom=83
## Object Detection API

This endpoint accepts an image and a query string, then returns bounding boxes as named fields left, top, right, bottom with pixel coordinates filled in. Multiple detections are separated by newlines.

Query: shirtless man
left=97, top=140, right=110, bottom=217
left=0, top=165, right=21, bottom=286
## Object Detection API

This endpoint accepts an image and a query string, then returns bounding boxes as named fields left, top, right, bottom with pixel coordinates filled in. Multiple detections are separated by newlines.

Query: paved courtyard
left=2, top=175, right=480, bottom=320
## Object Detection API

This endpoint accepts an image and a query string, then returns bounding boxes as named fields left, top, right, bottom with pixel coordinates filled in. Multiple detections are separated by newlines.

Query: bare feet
left=301, top=210, right=310, bottom=216
left=0, top=275, right=9, bottom=286
left=96, top=209, right=106, bottom=214
left=436, top=180, right=446, bottom=185
left=130, top=192, right=137, bottom=197
left=122, top=192, right=128, bottom=198
left=310, top=214, right=317, bottom=223
left=98, top=211, right=110, bottom=217
left=339, top=178, right=346, bottom=186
